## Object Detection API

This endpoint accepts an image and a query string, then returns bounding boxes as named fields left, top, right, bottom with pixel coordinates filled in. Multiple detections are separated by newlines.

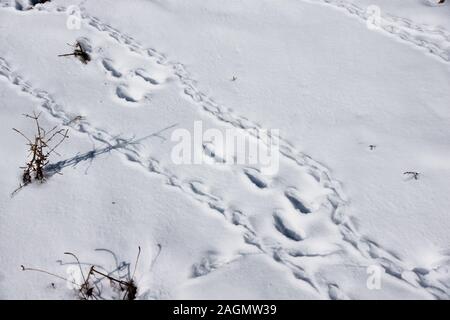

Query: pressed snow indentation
left=273, top=210, right=305, bottom=241
left=135, top=68, right=159, bottom=85
left=97, top=55, right=169, bottom=105
left=284, top=188, right=312, bottom=214
left=243, top=168, right=269, bottom=189
left=115, top=85, right=139, bottom=103
left=101, top=59, right=122, bottom=78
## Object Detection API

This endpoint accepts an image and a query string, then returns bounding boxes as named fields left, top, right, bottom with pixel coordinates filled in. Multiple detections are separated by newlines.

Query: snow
left=0, top=0, right=449, bottom=299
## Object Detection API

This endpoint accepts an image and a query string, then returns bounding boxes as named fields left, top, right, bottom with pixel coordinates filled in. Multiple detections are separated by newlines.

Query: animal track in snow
left=273, top=210, right=305, bottom=241
left=202, top=142, right=227, bottom=164
left=328, top=283, right=349, bottom=300
left=101, top=58, right=122, bottom=77
left=284, top=188, right=312, bottom=214
left=305, top=0, right=450, bottom=63
left=135, top=68, right=160, bottom=85
left=115, top=85, right=139, bottom=103
left=243, top=168, right=269, bottom=189
left=191, top=252, right=241, bottom=278
left=98, top=57, right=165, bottom=104
left=191, top=252, right=222, bottom=278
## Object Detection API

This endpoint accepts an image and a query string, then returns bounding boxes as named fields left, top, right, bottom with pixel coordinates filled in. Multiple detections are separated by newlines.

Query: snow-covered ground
left=0, top=0, right=449, bottom=299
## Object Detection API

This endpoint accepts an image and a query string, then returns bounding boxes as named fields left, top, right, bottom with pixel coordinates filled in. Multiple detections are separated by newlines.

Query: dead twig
left=22, top=247, right=147, bottom=300
left=403, top=171, right=420, bottom=180
left=58, top=42, right=91, bottom=64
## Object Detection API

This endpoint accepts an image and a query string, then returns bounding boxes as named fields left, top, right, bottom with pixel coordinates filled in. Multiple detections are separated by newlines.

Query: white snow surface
left=0, top=0, right=449, bottom=299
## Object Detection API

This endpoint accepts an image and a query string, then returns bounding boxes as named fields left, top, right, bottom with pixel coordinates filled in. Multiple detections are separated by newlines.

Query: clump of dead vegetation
left=404, top=171, right=420, bottom=180
left=12, top=112, right=69, bottom=195
left=21, top=246, right=162, bottom=300
left=32, top=0, right=51, bottom=6
left=14, top=0, right=51, bottom=11
left=58, top=41, right=91, bottom=64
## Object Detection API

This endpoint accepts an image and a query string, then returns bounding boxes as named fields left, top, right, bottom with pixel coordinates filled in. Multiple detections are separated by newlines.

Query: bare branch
left=12, top=128, right=32, bottom=143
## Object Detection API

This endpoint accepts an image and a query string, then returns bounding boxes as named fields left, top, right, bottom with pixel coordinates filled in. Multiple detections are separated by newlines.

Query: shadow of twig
left=44, top=123, right=177, bottom=177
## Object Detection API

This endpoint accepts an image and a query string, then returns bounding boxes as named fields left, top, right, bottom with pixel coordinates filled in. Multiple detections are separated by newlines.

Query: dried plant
left=79, top=247, right=141, bottom=300
left=20, top=246, right=155, bottom=300
left=58, top=42, right=91, bottom=64
left=17, top=0, right=51, bottom=10
left=12, top=112, right=69, bottom=195
left=34, top=0, right=51, bottom=6
left=404, top=171, right=420, bottom=180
